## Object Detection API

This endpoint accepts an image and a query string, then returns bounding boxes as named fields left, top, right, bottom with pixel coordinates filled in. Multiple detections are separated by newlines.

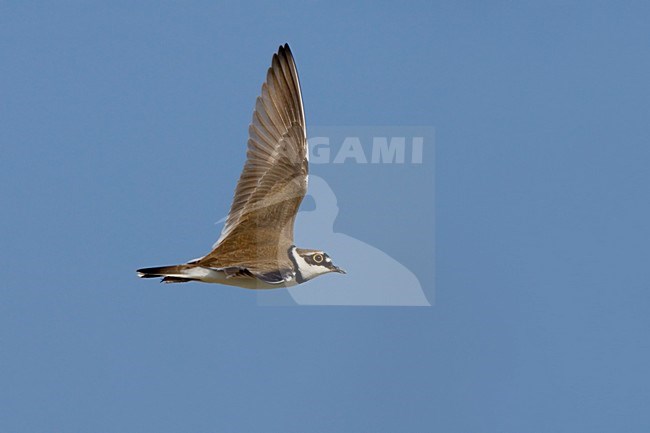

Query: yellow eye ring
left=313, top=254, right=323, bottom=263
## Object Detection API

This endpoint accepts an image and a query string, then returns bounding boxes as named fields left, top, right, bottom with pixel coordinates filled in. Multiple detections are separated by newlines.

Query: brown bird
left=137, top=44, right=345, bottom=289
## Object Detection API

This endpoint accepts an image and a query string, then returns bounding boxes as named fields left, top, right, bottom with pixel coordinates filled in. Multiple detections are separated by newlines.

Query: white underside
left=163, top=266, right=299, bottom=290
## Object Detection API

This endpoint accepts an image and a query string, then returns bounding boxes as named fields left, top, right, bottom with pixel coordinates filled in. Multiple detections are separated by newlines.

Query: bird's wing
left=199, top=44, right=307, bottom=269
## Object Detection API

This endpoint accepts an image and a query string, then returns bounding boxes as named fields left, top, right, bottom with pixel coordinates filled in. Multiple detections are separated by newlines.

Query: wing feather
left=199, top=44, right=307, bottom=270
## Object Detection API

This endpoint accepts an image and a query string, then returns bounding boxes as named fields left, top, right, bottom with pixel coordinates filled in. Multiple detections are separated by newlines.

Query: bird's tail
left=136, top=264, right=197, bottom=283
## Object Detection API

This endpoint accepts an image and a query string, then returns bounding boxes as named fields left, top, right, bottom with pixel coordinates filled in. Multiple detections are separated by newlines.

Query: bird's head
left=290, top=247, right=346, bottom=282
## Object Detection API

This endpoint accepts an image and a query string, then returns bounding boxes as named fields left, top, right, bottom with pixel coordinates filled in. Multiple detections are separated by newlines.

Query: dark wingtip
left=279, top=43, right=292, bottom=57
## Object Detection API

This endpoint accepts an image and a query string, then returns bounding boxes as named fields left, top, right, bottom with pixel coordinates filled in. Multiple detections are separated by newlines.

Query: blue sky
left=2, top=1, right=650, bottom=432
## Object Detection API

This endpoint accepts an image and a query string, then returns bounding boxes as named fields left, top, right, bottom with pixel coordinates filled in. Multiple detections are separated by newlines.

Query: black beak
left=333, top=266, right=346, bottom=274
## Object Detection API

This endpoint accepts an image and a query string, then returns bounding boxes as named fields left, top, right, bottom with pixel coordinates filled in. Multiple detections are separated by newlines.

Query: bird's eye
left=313, top=254, right=323, bottom=263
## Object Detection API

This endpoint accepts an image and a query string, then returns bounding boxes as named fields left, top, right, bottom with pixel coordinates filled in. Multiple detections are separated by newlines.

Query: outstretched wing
left=199, top=44, right=307, bottom=269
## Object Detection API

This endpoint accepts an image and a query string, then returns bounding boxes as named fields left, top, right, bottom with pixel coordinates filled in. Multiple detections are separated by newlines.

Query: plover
left=137, top=44, right=345, bottom=289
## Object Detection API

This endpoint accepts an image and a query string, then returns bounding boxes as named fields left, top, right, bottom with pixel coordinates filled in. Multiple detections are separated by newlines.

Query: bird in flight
left=137, top=44, right=345, bottom=289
